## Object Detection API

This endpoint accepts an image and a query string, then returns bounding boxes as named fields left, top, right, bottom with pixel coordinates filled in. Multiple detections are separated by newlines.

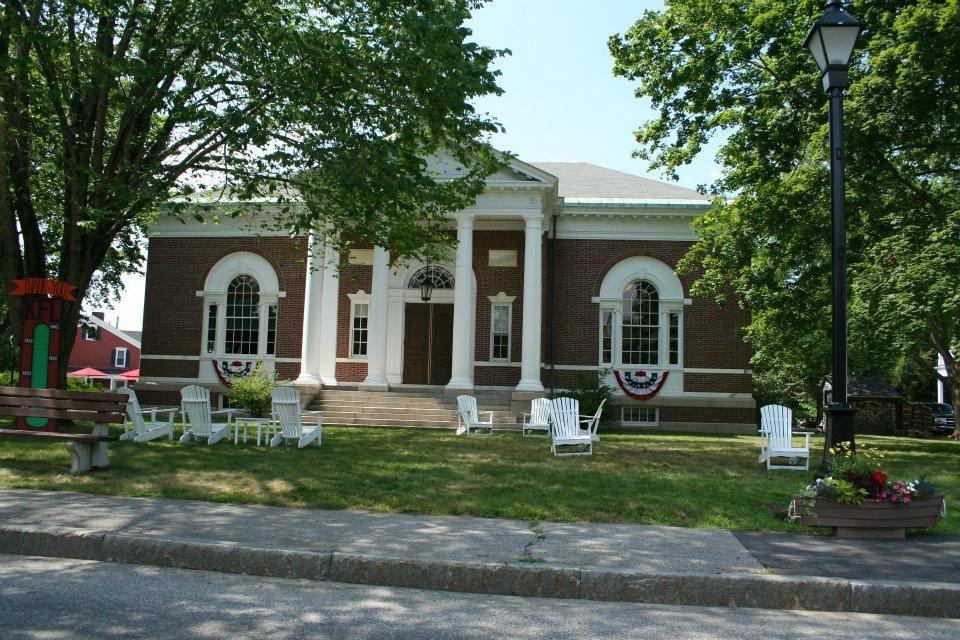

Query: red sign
left=11, top=278, right=77, bottom=301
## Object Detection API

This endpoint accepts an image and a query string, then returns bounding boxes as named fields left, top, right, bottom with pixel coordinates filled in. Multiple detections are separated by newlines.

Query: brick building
left=137, top=155, right=755, bottom=432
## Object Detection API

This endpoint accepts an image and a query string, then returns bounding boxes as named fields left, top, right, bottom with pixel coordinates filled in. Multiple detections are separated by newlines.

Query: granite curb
left=1, top=524, right=957, bottom=618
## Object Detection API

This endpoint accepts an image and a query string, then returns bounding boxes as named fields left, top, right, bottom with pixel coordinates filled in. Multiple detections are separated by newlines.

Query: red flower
left=871, top=471, right=887, bottom=485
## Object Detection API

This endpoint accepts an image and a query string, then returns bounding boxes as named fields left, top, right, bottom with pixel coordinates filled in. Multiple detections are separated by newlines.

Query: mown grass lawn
left=0, top=421, right=957, bottom=534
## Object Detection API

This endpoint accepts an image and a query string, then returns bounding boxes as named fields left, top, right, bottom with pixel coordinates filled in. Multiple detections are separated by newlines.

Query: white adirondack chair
left=118, top=387, right=176, bottom=442
left=179, top=385, right=234, bottom=445
left=549, top=397, right=592, bottom=457
left=269, top=386, right=322, bottom=448
left=456, top=395, right=493, bottom=436
left=758, top=404, right=811, bottom=470
left=521, top=397, right=551, bottom=437
left=580, top=399, right=606, bottom=443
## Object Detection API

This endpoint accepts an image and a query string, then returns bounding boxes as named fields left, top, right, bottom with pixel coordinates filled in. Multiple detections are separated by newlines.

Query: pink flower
left=903, top=496, right=912, bottom=504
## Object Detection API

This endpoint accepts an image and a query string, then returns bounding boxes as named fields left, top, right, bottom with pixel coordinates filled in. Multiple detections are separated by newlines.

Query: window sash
left=114, top=348, right=127, bottom=368
left=224, top=276, right=260, bottom=355
left=266, top=305, right=277, bottom=356
left=668, top=312, right=680, bottom=365
left=490, top=303, right=511, bottom=362
left=600, top=310, right=613, bottom=365
left=351, top=303, right=369, bottom=357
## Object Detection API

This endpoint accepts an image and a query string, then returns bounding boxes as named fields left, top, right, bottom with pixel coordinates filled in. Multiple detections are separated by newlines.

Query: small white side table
left=234, top=417, right=273, bottom=446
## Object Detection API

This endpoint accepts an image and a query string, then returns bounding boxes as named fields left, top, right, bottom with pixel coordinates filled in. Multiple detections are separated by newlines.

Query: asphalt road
left=1, top=555, right=958, bottom=639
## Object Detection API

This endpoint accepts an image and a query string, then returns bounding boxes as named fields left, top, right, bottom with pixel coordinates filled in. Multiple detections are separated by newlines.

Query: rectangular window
left=600, top=310, right=613, bottom=365
left=622, top=405, right=659, bottom=426
left=114, top=347, right=128, bottom=368
left=266, top=305, right=277, bottom=356
left=668, top=313, right=680, bottom=365
left=351, top=303, right=369, bottom=357
left=490, top=304, right=511, bottom=361
left=83, top=325, right=99, bottom=341
left=206, top=304, right=218, bottom=354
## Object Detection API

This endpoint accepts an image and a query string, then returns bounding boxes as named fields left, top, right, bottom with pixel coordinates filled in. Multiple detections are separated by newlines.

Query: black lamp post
left=804, top=0, right=864, bottom=459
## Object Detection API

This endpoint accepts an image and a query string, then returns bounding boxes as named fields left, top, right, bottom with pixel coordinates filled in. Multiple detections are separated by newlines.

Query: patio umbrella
left=68, top=367, right=106, bottom=377
left=118, top=369, right=140, bottom=379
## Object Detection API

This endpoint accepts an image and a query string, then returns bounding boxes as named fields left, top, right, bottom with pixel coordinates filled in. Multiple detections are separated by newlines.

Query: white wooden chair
left=456, top=395, right=493, bottom=436
left=549, top=397, right=592, bottom=457
left=758, top=404, right=810, bottom=470
left=179, top=385, right=234, bottom=445
left=118, top=387, right=176, bottom=442
left=521, top=397, right=551, bottom=437
left=270, top=386, right=322, bottom=448
left=580, top=399, right=606, bottom=443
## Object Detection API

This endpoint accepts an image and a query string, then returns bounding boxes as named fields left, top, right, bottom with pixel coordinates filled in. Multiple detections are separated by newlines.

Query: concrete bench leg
left=66, top=423, right=110, bottom=474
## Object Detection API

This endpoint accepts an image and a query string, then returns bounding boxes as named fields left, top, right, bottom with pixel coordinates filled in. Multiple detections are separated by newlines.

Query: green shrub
left=562, top=370, right=616, bottom=424
left=229, top=365, right=287, bottom=418
left=67, top=377, right=103, bottom=393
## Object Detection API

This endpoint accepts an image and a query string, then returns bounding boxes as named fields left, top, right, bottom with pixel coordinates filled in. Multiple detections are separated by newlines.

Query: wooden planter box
left=792, top=494, right=945, bottom=539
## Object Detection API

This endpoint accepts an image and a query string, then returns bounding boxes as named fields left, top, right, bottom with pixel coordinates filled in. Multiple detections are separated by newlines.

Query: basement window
left=622, top=406, right=659, bottom=427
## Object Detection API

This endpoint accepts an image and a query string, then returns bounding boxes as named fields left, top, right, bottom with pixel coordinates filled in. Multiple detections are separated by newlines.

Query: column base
left=360, top=375, right=389, bottom=392
left=294, top=373, right=320, bottom=385
left=293, top=376, right=321, bottom=396
left=445, top=378, right=474, bottom=391
left=319, top=375, right=338, bottom=388
left=515, top=379, right=545, bottom=393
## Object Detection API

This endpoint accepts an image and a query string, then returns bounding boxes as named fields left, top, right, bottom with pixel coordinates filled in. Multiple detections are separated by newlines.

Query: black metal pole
left=822, top=85, right=856, bottom=464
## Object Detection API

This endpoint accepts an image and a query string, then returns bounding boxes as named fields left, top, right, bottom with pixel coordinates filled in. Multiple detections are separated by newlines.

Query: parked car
left=920, top=402, right=956, bottom=436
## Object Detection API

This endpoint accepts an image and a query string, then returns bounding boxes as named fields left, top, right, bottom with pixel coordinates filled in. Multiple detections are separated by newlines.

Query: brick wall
left=141, top=235, right=307, bottom=378
left=544, top=238, right=752, bottom=393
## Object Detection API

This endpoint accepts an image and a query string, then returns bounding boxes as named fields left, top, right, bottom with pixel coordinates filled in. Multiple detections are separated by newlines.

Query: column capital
left=455, top=213, right=476, bottom=227
left=522, top=212, right=544, bottom=224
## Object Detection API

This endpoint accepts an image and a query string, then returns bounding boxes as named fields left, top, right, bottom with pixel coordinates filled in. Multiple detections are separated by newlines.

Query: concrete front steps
left=308, top=387, right=519, bottom=430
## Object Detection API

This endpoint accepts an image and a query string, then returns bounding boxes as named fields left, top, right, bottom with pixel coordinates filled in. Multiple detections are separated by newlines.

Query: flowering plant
left=797, top=444, right=939, bottom=507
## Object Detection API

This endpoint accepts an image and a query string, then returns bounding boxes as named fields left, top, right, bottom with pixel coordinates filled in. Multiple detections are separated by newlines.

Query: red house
left=69, top=312, right=142, bottom=387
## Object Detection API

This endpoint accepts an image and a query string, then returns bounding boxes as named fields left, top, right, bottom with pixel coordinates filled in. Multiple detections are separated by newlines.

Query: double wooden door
left=402, top=304, right=453, bottom=385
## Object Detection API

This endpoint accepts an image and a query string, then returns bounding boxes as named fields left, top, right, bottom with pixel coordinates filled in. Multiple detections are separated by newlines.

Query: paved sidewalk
left=0, top=489, right=762, bottom=574
left=1, top=489, right=958, bottom=618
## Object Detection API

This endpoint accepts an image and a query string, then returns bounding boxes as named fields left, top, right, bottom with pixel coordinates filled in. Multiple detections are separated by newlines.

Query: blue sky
left=109, top=0, right=722, bottom=331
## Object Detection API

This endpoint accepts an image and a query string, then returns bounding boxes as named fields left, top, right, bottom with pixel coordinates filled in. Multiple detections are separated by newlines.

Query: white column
left=362, top=245, right=390, bottom=387
left=316, top=243, right=340, bottom=386
left=516, top=214, right=544, bottom=392
left=446, top=214, right=475, bottom=390
left=296, top=240, right=323, bottom=385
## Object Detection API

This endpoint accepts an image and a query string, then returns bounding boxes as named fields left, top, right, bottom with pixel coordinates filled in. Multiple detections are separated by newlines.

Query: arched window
left=201, top=252, right=282, bottom=359
left=622, top=280, right=660, bottom=365
left=406, top=265, right=455, bottom=289
left=225, top=275, right=261, bottom=355
left=596, top=256, right=684, bottom=369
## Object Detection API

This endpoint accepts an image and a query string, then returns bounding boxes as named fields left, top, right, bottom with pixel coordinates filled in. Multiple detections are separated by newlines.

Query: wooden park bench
left=0, top=386, right=127, bottom=473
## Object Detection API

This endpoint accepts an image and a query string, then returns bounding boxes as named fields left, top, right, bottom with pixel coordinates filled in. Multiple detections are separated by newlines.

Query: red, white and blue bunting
left=213, top=360, right=257, bottom=388
left=613, top=370, right=669, bottom=401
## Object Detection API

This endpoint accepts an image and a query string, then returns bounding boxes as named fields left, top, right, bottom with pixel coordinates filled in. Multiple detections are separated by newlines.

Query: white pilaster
left=447, top=214, right=475, bottom=390
left=516, top=214, right=544, bottom=392
left=295, top=237, right=323, bottom=385
left=316, top=243, right=340, bottom=386
left=362, top=245, right=390, bottom=387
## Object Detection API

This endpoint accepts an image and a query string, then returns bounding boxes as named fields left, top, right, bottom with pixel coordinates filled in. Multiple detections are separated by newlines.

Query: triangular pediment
left=425, top=150, right=557, bottom=188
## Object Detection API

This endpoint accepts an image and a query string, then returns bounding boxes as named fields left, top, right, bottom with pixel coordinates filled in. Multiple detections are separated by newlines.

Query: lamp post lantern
left=419, top=268, right=435, bottom=302
left=804, top=0, right=864, bottom=460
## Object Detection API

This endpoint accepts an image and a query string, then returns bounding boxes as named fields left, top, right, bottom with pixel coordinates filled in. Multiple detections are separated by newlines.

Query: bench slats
left=0, top=396, right=127, bottom=412
left=0, top=385, right=126, bottom=402
left=0, top=428, right=115, bottom=442
left=0, top=405, right=125, bottom=424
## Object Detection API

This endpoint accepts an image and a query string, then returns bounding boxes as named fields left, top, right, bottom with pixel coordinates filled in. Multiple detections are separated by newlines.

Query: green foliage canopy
left=1, top=0, right=505, bottom=384
left=610, top=0, right=960, bottom=411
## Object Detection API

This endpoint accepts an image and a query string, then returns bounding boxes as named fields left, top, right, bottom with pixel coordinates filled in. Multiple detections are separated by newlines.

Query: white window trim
left=487, top=293, right=515, bottom=363
left=114, top=347, right=128, bottom=368
left=595, top=294, right=684, bottom=369
left=83, top=325, right=98, bottom=341
left=197, top=252, right=283, bottom=361
left=348, top=292, right=371, bottom=360
left=621, top=405, right=660, bottom=427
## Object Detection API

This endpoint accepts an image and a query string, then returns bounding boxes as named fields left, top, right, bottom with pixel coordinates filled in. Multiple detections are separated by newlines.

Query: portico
left=295, top=156, right=559, bottom=394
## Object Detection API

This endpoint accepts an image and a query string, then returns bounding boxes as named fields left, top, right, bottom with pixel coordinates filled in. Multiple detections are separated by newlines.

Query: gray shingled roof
left=125, top=331, right=143, bottom=342
left=530, top=162, right=710, bottom=202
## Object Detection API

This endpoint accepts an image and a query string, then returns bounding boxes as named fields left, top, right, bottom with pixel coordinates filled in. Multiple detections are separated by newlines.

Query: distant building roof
left=823, top=375, right=902, bottom=400
left=125, top=330, right=143, bottom=342
left=530, top=162, right=711, bottom=203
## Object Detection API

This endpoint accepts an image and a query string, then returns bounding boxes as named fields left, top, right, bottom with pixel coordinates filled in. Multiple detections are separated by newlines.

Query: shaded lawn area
left=0, top=421, right=957, bottom=534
